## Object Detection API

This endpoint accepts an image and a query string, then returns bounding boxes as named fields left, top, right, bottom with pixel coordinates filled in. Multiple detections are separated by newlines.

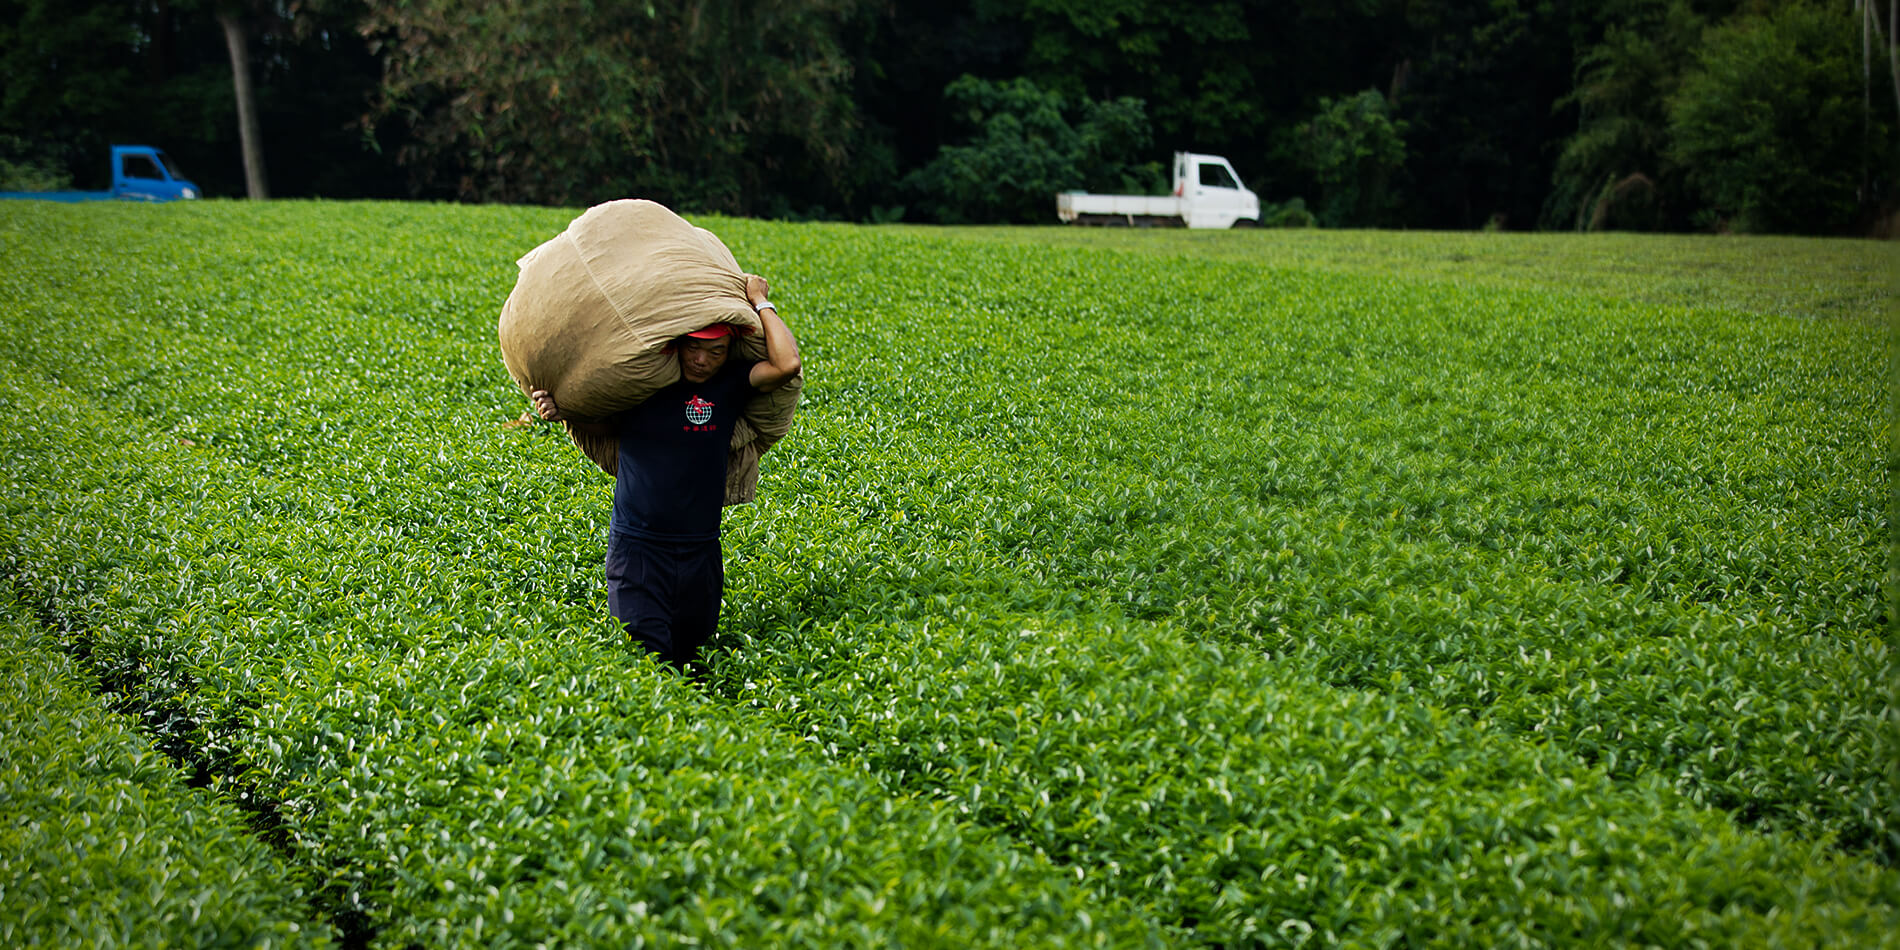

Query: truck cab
left=1172, top=152, right=1259, bottom=229
left=110, top=146, right=201, bottom=201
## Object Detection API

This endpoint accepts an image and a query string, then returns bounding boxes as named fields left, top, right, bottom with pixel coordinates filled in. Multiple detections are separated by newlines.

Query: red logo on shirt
left=684, top=395, right=714, bottom=425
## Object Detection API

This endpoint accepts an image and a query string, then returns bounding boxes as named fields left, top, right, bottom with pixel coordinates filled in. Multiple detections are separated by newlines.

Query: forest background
left=3, top=0, right=1897, bottom=235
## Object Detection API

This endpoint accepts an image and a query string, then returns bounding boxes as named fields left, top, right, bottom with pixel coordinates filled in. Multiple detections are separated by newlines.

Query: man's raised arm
left=744, top=274, right=801, bottom=392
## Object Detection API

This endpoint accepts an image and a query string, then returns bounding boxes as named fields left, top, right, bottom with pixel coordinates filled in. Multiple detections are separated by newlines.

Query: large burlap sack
left=498, top=198, right=801, bottom=504
left=499, top=198, right=762, bottom=415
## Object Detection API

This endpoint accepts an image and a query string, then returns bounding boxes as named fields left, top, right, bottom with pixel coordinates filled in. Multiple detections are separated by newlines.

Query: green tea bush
left=0, top=583, right=335, bottom=948
left=0, top=200, right=1892, bottom=945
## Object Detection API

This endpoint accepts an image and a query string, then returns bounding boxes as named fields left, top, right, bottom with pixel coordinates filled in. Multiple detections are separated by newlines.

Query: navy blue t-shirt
left=609, top=360, right=760, bottom=541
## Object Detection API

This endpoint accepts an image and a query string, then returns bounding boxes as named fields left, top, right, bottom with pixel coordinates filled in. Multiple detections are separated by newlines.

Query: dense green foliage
left=903, top=76, right=1159, bottom=224
left=1292, top=90, right=1407, bottom=228
left=1551, top=0, right=1900, bottom=234
left=1670, top=2, right=1890, bottom=234
left=1548, top=0, right=1705, bottom=232
left=0, top=134, right=70, bottom=192
left=4, top=0, right=1895, bottom=231
left=359, top=0, right=871, bottom=211
left=0, top=201, right=1895, bottom=945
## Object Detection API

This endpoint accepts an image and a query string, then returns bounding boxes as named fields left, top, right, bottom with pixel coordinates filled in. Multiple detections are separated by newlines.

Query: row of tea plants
left=0, top=581, right=335, bottom=947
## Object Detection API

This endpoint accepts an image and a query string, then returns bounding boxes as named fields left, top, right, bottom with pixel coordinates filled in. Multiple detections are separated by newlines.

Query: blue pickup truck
left=1, top=145, right=202, bottom=202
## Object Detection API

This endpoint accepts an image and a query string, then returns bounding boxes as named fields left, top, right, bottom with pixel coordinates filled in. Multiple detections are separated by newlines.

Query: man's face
left=679, top=337, right=731, bottom=383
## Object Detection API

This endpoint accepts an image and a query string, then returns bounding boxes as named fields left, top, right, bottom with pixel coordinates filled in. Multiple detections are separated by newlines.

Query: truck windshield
left=122, top=154, right=165, bottom=180
left=156, top=151, right=186, bottom=180
left=1198, top=163, right=1239, bottom=190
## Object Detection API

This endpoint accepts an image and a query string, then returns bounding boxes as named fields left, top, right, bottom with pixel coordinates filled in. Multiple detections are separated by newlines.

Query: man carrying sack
left=530, top=276, right=799, bottom=667
left=498, top=199, right=802, bottom=669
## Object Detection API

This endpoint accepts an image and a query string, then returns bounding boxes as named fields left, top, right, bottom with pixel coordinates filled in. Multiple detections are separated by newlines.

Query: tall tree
left=217, top=4, right=269, bottom=199
left=1863, top=0, right=1900, bottom=124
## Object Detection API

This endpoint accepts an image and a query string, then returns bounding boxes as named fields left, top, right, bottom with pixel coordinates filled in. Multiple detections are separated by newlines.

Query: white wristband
left=753, top=300, right=776, bottom=313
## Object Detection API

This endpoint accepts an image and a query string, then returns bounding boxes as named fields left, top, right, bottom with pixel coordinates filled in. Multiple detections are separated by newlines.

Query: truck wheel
left=1231, top=218, right=1259, bottom=229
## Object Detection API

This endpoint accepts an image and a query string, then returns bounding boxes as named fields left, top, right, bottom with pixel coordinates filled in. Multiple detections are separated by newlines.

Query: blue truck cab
left=1, top=145, right=202, bottom=202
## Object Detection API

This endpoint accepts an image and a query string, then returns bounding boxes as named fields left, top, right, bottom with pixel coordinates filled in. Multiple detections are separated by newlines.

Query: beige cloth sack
left=498, top=198, right=801, bottom=505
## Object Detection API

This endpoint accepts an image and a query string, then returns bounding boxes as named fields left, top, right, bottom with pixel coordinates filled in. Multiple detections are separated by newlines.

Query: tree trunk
left=218, top=11, right=269, bottom=200
left=1890, top=0, right=1900, bottom=124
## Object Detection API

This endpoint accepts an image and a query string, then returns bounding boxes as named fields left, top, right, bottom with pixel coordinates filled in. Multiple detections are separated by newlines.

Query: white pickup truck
left=1055, top=152, right=1260, bottom=228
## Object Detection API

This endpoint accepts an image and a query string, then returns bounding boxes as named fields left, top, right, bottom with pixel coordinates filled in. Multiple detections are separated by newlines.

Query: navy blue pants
left=605, top=531, right=724, bottom=667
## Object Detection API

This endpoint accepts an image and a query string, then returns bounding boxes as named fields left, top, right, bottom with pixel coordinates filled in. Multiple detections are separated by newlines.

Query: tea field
left=0, top=200, right=1894, bottom=947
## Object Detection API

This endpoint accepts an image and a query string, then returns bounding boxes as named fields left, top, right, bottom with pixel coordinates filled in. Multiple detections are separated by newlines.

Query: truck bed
left=1056, top=192, right=1182, bottom=223
left=0, top=191, right=117, bottom=202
